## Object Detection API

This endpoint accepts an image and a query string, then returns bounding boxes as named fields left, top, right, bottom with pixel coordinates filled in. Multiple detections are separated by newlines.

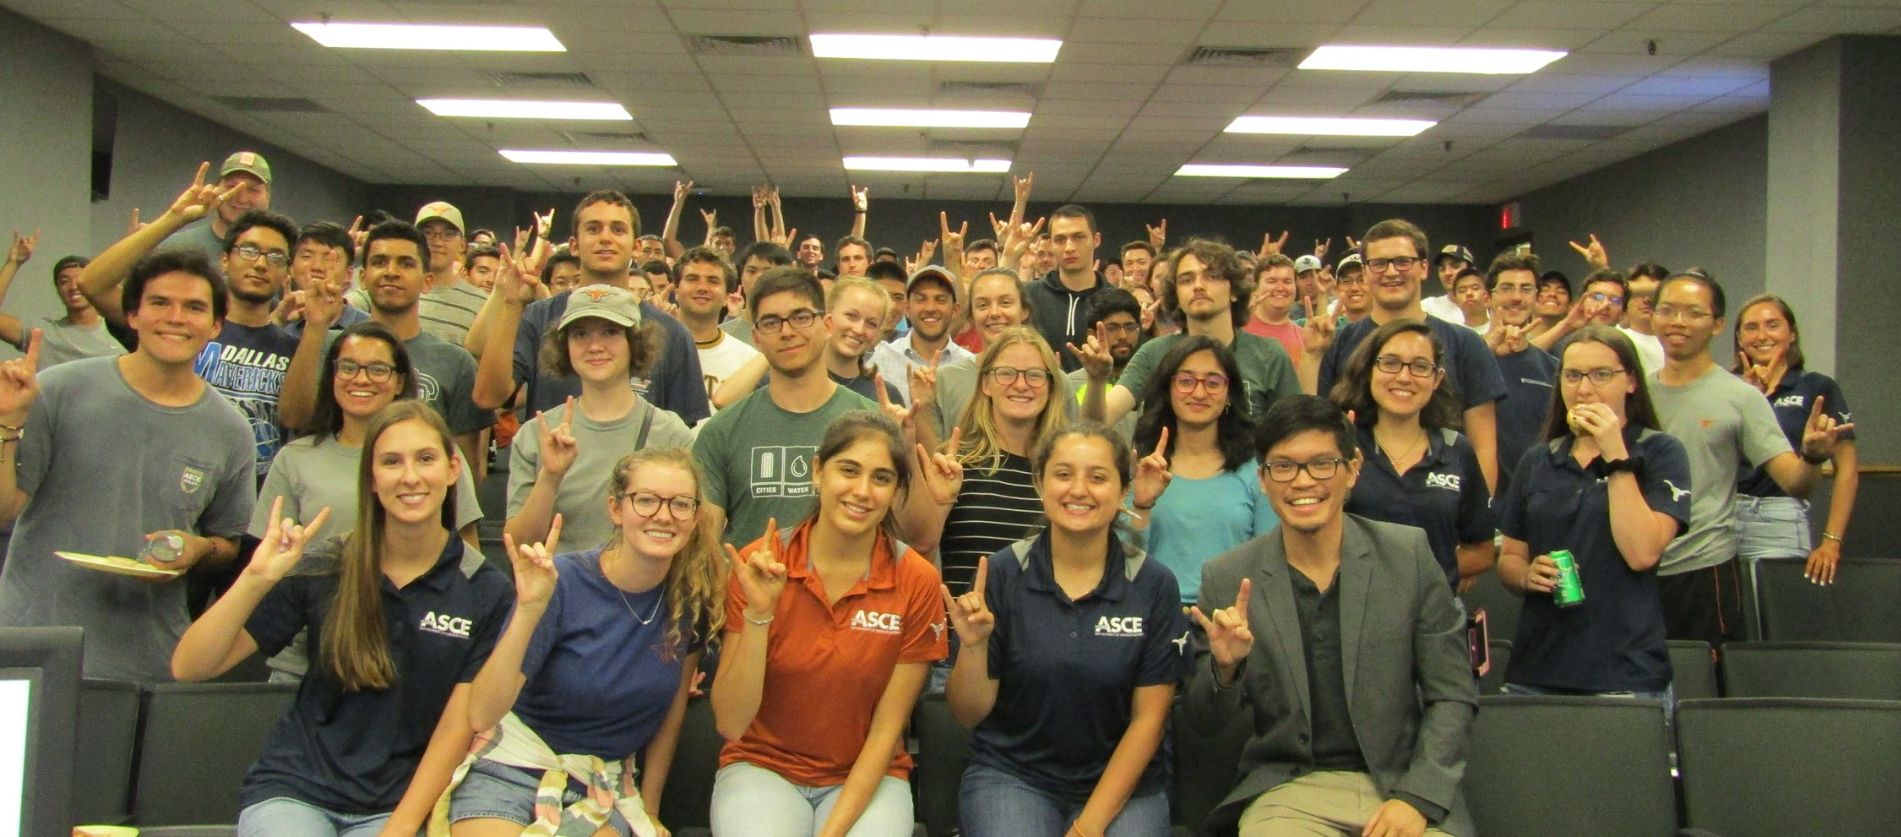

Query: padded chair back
left=656, top=698, right=720, bottom=831
left=1677, top=697, right=1901, bottom=837
left=912, top=694, right=970, bottom=837
left=1459, top=570, right=1519, bottom=647
left=131, top=682, right=295, bottom=826
left=75, top=679, right=142, bottom=826
left=1171, top=701, right=1253, bottom=836
left=1720, top=641, right=1901, bottom=700
left=1476, top=639, right=1511, bottom=696
left=1756, top=559, right=1901, bottom=642
left=1666, top=639, right=1719, bottom=699
left=1464, top=695, right=1675, bottom=837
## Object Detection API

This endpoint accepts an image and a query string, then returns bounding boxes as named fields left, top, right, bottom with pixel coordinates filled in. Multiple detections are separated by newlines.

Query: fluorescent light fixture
left=501, top=150, right=676, bottom=166
left=843, top=156, right=1011, bottom=173
left=1226, top=115, right=1434, bottom=137
left=831, top=108, right=1031, bottom=129
left=420, top=99, right=632, bottom=120
left=1300, top=45, right=1565, bottom=75
left=1175, top=164, right=1347, bottom=179
left=810, top=33, right=1061, bottom=63
left=292, top=21, right=565, bottom=52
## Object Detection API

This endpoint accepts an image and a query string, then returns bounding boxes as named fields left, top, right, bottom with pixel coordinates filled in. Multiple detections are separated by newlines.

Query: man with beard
left=675, top=246, right=759, bottom=413
left=163, top=151, right=272, bottom=263
left=871, top=265, right=972, bottom=404
left=1068, top=287, right=1142, bottom=444
left=0, top=239, right=124, bottom=369
left=1481, top=251, right=1558, bottom=499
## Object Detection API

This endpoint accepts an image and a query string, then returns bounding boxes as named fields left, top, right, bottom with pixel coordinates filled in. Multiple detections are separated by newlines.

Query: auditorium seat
left=75, top=678, right=141, bottom=826
left=131, top=682, right=295, bottom=827
left=912, top=693, right=970, bottom=837
left=1720, top=641, right=1901, bottom=700
left=1677, top=698, right=1901, bottom=837
left=1476, top=639, right=1511, bottom=696
left=1755, top=558, right=1901, bottom=642
left=1459, top=569, right=1519, bottom=648
left=1171, top=701, right=1252, bottom=837
left=1667, top=639, right=1719, bottom=699
left=1464, top=695, right=1675, bottom=837
left=656, top=697, right=720, bottom=837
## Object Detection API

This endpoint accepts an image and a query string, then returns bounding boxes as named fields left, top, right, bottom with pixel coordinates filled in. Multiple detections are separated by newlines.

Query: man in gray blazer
left=1187, top=395, right=1476, bottom=837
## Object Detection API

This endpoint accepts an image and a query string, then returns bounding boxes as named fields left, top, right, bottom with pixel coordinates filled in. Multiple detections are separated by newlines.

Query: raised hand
left=1568, top=233, right=1609, bottom=269
left=872, top=369, right=914, bottom=434
left=1002, top=216, right=1045, bottom=267
left=909, top=361, right=939, bottom=410
left=270, top=290, right=307, bottom=327
left=166, top=162, right=242, bottom=224
left=914, top=427, right=966, bottom=506
left=1259, top=229, right=1290, bottom=258
left=768, top=226, right=798, bottom=249
left=1300, top=296, right=1335, bottom=357
left=537, top=398, right=580, bottom=478
left=1066, top=321, right=1114, bottom=383
left=939, top=552, right=994, bottom=646
left=1739, top=346, right=1786, bottom=394
left=1132, top=427, right=1172, bottom=509
left=1800, top=395, right=1852, bottom=461
left=1146, top=219, right=1168, bottom=251
left=494, top=242, right=545, bottom=306
left=673, top=179, right=694, bottom=203
left=850, top=184, right=869, bottom=212
left=1569, top=402, right=1627, bottom=460
left=1486, top=322, right=1525, bottom=357
left=1189, top=577, right=1255, bottom=673
left=989, top=210, right=1010, bottom=241
left=6, top=229, right=39, bottom=266
left=751, top=185, right=766, bottom=209
left=1012, top=171, right=1035, bottom=206
left=127, top=208, right=147, bottom=236
left=244, top=496, right=334, bottom=584
left=727, top=518, right=789, bottom=620
left=1345, top=235, right=1362, bottom=252
left=0, top=329, right=42, bottom=423
left=502, top=514, right=562, bottom=608
left=534, top=208, right=556, bottom=240
left=700, top=208, right=718, bottom=230
left=1313, top=238, right=1332, bottom=259
left=939, top=212, right=968, bottom=274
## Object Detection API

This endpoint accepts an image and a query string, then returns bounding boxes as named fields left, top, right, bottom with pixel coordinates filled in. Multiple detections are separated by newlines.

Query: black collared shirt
left=1737, top=368, right=1852, bottom=498
left=1288, top=568, right=1365, bottom=772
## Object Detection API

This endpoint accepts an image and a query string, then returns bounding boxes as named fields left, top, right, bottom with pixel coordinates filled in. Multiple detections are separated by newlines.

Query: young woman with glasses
left=1126, top=336, right=1277, bottom=604
left=443, top=448, right=724, bottom=836
left=1329, top=319, right=1495, bottom=591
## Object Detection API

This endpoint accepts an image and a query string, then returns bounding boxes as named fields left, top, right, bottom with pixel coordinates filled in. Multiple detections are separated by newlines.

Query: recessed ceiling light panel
left=501, top=150, right=676, bottom=166
left=1175, top=163, right=1347, bottom=179
left=843, top=156, right=1012, bottom=173
left=1300, top=45, right=1564, bottom=75
left=1226, top=115, right=1434, bottom=137
left=811, top=34, right=1061, bottom=63
left=831, top=108, right=1032, bottom=129
left=292, top=21, right=566, bottom=52
left=420, top=99, right=632, bottom=120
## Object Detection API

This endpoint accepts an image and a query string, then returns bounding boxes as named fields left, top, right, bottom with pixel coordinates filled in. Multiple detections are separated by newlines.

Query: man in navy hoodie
left=1026, top=204, right=1107, bottom=372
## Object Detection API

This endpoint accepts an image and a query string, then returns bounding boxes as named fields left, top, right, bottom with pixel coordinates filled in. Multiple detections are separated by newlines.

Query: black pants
left=1659, top=558, right=1746, bottom=650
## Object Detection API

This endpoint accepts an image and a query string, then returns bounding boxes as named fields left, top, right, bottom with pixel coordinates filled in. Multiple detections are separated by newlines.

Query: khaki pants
left=1238, top=771, right=1456, bottom=837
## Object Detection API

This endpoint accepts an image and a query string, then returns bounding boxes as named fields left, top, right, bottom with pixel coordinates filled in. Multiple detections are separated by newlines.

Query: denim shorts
left=447, top=759, right=632, bottom=835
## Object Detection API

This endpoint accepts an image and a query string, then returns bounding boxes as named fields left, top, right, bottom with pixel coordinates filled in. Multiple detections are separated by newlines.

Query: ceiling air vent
left=1369, top=90, right=1489, bottom=108
left=1521, top=124, right=1631, bottom=141
left=210, top=96, right=329, bottom=113
left=485, top=71, right=595, bottom=88
left=928, top=138, right=1018, bottom=156
left=939, top=80, right=1042, bottom=97
left=1181, top=46, right=1302, bottom=67
left=686, top=35, right=804, bottom=56
left=561, top=130, right=651, bottom=144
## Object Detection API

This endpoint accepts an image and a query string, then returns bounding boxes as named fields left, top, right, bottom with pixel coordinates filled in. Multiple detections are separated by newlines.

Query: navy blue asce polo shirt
left=1345, top=425, right=1494, bottom=590
left=1497, top=427, right=1692, bottom=693
left=967, top=531, right=1190, bottom=804
left=1737, top=368, right=1852, bottom=498
left=239, top=537, right=513, bottom=813
left=1494, top=346, right=1559, bottom=499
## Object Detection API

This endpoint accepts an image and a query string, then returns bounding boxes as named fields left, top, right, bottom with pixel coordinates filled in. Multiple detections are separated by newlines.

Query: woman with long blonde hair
left=172, top=401, right=513, bottom=837
left=443, top=447, right=725, bottom=836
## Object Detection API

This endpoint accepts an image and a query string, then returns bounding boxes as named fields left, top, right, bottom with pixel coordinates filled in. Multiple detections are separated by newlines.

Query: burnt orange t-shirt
left=718, top=521, right=949, bottom=785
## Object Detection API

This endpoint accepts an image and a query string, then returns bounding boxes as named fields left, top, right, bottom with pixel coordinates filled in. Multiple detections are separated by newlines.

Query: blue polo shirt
left=1318, top=314, right=1506, bottom=411
left=1493, top=346, right=1559, bottom=499
left=1737, top=368, right=1852, bottom=498
left=1497, top=428, right=1691, bottom=693
left=1344, top=425, right=1494, bottom=590
left=239, top=537, right=512, bottom=814
left=967, top=532, right=1190, bottom=804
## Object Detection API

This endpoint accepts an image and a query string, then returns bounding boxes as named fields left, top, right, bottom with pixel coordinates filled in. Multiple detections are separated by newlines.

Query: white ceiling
left=9, top=0, right=1901, bottom=205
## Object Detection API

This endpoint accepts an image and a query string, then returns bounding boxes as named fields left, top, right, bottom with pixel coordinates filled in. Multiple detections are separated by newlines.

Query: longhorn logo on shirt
left=419, top=611, right=473, bottom=638
left=1663, top=480, right=1691, bottom=503
left=1172, top=631, right=1191, bottom=656
left=849, top=609, right=902, bottom=634
left=1424, top=472, right=1461, bottom=492
left=1095, top=616, right=1144, bottom=637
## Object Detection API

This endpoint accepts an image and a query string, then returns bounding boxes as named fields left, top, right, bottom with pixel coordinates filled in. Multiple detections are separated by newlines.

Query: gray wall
left=1830, top=37, right=1901, bottom=465
left=0, top=8, right=94, bottom=331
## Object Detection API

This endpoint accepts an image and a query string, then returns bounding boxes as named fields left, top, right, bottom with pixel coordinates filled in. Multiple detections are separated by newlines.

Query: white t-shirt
left=1421, top=294, right=1465, bottom=325
left=1619, top=326, right=1665, bottom=376
left=695, top=331, right=761, bottom=417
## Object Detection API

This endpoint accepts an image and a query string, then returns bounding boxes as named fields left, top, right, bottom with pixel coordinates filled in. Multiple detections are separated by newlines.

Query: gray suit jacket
left=1184, top=515, right=1477, bottom=836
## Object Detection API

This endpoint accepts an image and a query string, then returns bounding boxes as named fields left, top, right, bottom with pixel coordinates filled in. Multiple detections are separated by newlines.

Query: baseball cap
left=558, top=284, right=643, bottom=330
left=1436, top=244, right=1475, bottom=267
left=219, top=151, right=272, bottom=185
left=1293, top=255, right=1322, bottom=273
left=906, top=265, right=959, bottom=300
left=415, top=201, right=466, bottom=234
left=1336, top=253, right=1364, bottom=272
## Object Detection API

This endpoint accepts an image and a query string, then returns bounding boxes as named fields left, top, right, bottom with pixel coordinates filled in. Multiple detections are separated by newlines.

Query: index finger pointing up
left=1153, top=426, right=1170, bottom=460
left=973, top=553, right=989, bottom=598
left=23, top=328, right=42, bottom=369
left=1233, top=577, right=1252, bottom=620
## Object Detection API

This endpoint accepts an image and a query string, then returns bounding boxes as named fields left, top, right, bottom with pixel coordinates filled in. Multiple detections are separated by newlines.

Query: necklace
left=603, top=546, right=664, bottom=626
left=1378, top=428, right=1427, bottom=467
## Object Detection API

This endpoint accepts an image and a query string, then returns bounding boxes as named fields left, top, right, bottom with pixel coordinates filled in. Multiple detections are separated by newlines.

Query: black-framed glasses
left=1099, top=321, right=1142, bottom=335
left=1585, top=291, right=1625, bottom=307
left=335, top=359, right=396, bottom=382
left=986, top=366, right=1051, bottom=387
left=1374, top=355, right=1439, bottom=378
left=1264, top=457, right=1350, bottom=482
left=1653, top=305, right=1711, bottom=322
left=1560, top=367, right=1626, bottom=386
left=231, top=244, right=290, bottom=267
left=421, top=228, right=463, bottom=242
left=755, top=309, right=823, bottom=334
left=1363, top=256, right=1421, bottom=273
left=1171, top=372, right=1229, bottom=394
left=622, top=491, right=700, bottom=519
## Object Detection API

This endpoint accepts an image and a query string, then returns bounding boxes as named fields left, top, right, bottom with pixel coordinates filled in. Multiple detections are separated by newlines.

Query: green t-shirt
left=693, top=383, right=877, bottom=545
left=1116, top=331, right=1299, bottom=422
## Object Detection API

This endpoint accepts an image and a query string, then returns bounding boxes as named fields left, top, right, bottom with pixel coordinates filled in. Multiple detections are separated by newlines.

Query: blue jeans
left=237, top=797, right=397, bottom=837
left=447, top=759, right=633, bottom=834
left=957, top=763, right=1172, bottom=837
left=1734, top=495, right=1811, bottom=561
left=1503, top=681, right=1678, bottom=725
left=708, top=761, right=914, bottom=836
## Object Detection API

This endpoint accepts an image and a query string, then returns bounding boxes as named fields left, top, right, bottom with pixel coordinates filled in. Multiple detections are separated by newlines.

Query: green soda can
left=1551, top=550, right=1585, bottom=607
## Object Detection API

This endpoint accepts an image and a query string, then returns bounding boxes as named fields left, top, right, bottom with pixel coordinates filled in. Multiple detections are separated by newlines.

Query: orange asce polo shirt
left=719, top=520, right=950, bottom=785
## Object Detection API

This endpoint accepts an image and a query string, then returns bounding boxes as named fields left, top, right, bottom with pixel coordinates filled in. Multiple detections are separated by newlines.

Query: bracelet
left=744, top=611, right=774, bottom=626
left=0, top=421, right=21, bottom=433
left=1822, top=531, right=1844, bottom=543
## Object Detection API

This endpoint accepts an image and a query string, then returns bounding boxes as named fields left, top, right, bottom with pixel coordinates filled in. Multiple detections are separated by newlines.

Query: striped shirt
left=419, top=281, right=490, bottom=345
left=938, top=452, right=1041, bottom=596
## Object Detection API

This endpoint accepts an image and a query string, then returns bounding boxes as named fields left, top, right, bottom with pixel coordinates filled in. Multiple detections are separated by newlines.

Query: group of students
left=0, top=150, right=1864, bottom=837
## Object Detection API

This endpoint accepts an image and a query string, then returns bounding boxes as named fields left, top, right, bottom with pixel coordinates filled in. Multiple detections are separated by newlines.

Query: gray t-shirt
left=316, top=329, right=495, bottom=436
left=419, top=281, right=490, bottom=346
left=1649, top=365, right=1792, bottom=575
left=0, top=357, right=253, bottom=681
left=20, top=315, right=125, bottom=370
left=693, top=383, right=876, bottom=545
left=509, top=397, right=694, bottom=554
left=163, top=221, right=227, bottom=264
left=719, top=316, right=754, bottom=348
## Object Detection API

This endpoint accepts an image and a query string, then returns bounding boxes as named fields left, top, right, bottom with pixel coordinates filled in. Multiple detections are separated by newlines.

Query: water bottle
left=141, top=532, right=186, bottom=565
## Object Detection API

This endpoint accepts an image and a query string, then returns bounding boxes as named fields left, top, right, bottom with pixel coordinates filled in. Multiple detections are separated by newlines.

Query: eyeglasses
left=1363, top=256, right=1421, bottom=273
left=755, top=309, right=823, bottom=334
left=621, top=491, right=700, bottom=519
left=1264, top=457, right=1350, bottom=482
left=1335, top=273, right=1366, bottom=285
left=231, top=244, right=290, bottom=267
left=1099, top=321, right=1142, bottom=336
left=1560, top=367, right=1626, bottom=386
left=1586, top=291, right=1625, bottom=307
left=1171, top=372, right=1229, bottom=394
left=335, top=359, right=396, bottom=382
left=1374, top=355, right=1439, bottom=377
left=986, top=366, right=1051, bottom=387
left=421, top=228, right=464, bottom=242
left=1653, top=305, right=1712, bottom=322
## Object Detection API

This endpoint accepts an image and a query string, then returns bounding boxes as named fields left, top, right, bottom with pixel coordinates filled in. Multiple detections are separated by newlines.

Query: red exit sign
left=1499, top=202, right=1523, bottom=230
